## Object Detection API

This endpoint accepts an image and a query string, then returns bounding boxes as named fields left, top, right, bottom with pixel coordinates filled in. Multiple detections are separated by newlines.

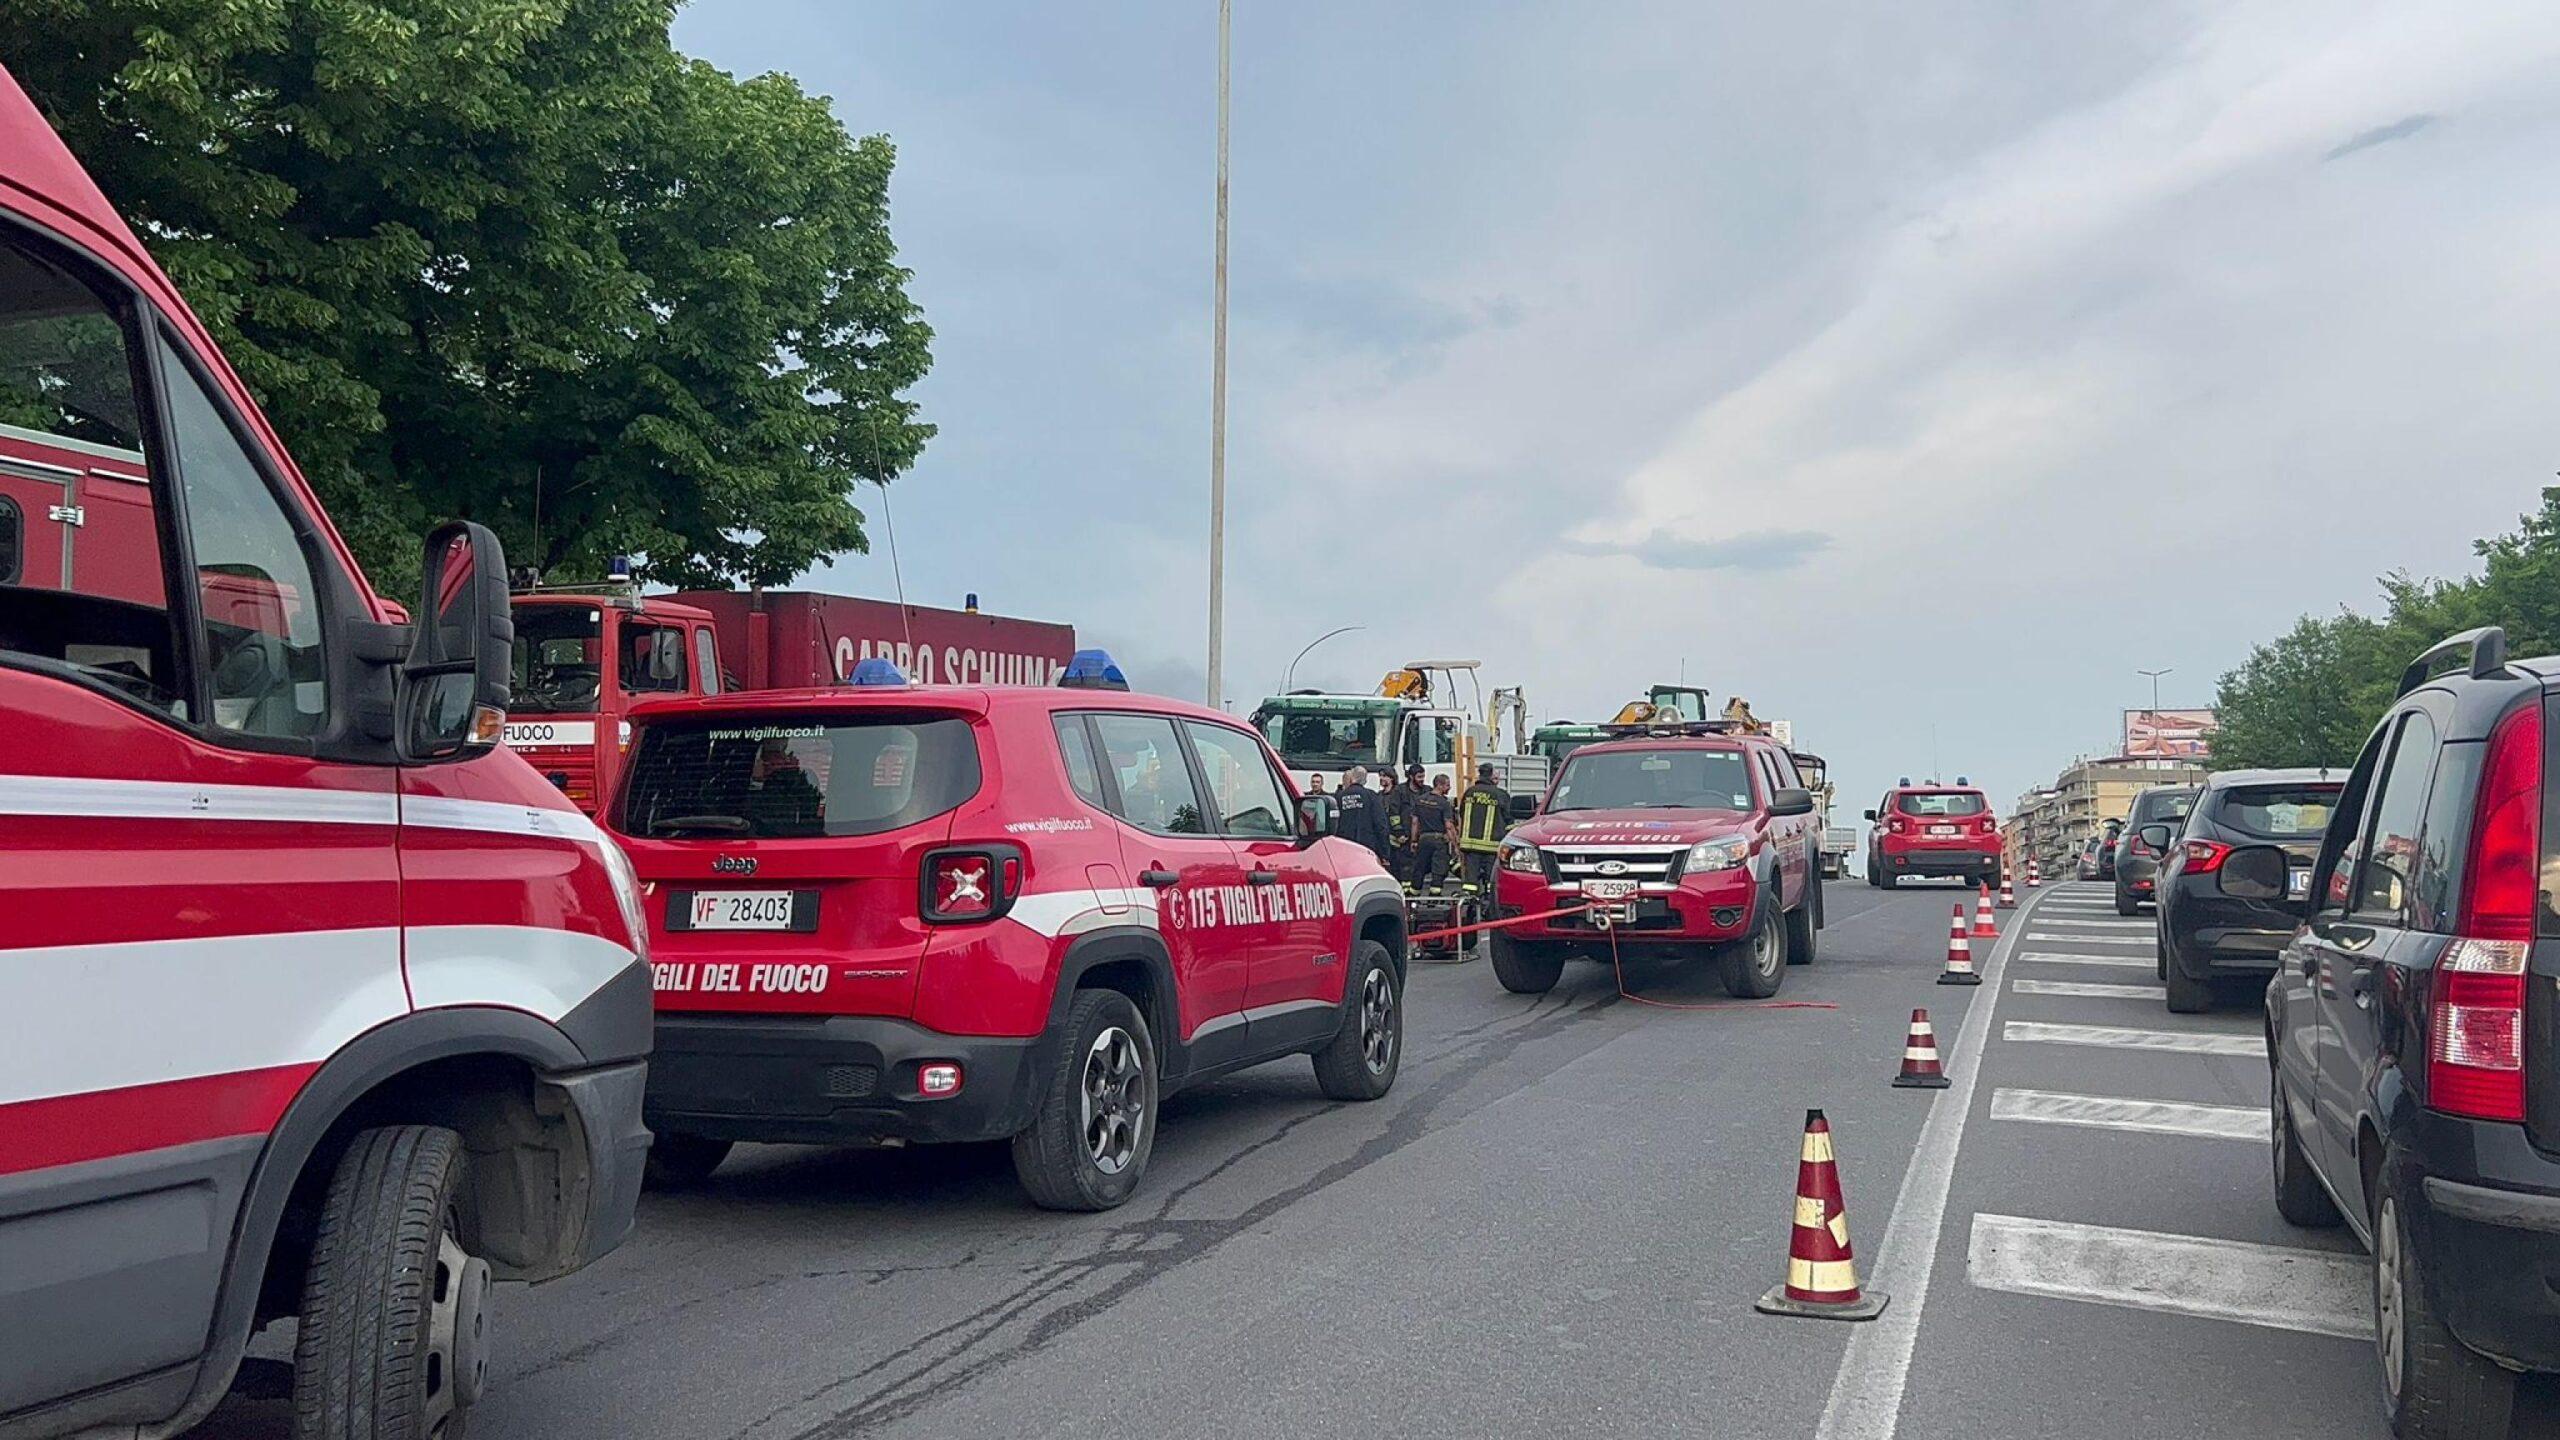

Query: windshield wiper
left=650, top=813, right=751, bottom=836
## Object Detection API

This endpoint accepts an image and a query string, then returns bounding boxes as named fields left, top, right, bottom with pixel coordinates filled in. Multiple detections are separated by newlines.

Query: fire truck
left=504, top=581, right=1077, bottom=814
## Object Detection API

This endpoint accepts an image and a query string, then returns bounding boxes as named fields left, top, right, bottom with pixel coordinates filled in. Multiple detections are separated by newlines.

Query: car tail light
left=2428, top=940, right=2529, bottom=1121
left=2425, top=701, right=2541, bottom=1122
left=920, top=845, right=1025, bottom=924
left=2182, top=838, right=2230, bottom=872
left=2127, top=834, right=2157, bottom=859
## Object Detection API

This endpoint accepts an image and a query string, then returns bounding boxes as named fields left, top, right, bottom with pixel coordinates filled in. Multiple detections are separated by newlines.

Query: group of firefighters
left=1306, top=762, right=1514, bottom=896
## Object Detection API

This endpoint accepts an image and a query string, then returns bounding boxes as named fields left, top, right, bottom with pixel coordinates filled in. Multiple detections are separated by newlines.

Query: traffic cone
left=1893, top=1009, right=1951, bottom=1089
left=2025, top=856, right=2042, bottom=888
left=1971, top=884, right=1999, bottom=940
left=1938, top=904, right=1980, bottom=985
left=1756, top=1110, right=1888, bottom=1320
left=1998, top=874, right=2016, bottom=909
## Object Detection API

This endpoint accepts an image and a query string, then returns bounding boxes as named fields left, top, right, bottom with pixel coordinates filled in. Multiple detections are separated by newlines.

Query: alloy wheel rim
left=2377, top=1197, right=2405, bottom=1397
left=1360, top=968, right=1398, bottom=1073
left=1080, top=1026, right=1146, bottom=1175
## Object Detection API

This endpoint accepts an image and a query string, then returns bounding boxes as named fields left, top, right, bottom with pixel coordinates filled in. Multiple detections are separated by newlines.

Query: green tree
left=0, top=0, right=930, bottom=594
left=2210, top=489, right=2560, bottom=769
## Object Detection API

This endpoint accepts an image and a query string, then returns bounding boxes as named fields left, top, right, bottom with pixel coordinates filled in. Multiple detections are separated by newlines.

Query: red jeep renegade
left=1864, top=778, right=2002, bottom=889
left=1488, top=724, right=1824, bottom=998
left=608, top=653, right=1408, bottom=1210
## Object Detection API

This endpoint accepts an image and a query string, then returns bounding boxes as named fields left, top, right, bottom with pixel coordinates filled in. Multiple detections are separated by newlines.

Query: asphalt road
left=199, top=878, right=2556, bottom=1439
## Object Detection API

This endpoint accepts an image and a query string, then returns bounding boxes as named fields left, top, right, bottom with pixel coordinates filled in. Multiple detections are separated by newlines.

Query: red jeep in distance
left=1487, top=724, right=1825, bottom=998
left=1864, top=779, right=2002, bottom=889
left=608, top=654, right=1409, bottom=1210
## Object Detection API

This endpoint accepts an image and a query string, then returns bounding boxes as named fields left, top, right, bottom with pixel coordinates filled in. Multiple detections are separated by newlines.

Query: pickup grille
left=1543, top=847, right=1687, bottom=886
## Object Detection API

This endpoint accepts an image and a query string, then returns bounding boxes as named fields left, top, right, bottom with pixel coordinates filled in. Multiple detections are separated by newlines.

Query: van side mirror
left=1769, top=786, right=1816, bottom=817
left=1296, top=793, right=1337, bottom=844
left=1507, top=793, right=1539, bottom=820
left=2218, top=844, right=2299, bottom=906
left=403, top=520, right=511, bottom=761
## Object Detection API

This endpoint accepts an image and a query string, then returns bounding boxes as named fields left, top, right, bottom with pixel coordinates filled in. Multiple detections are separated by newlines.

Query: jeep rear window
left=2213, top=784, right=2339, bottom=839
left=1548, top=748, right=1753, bottom=813
left=1897, top=791, right=1986, bottom=817
left=621, top=713, right=980, bottom=839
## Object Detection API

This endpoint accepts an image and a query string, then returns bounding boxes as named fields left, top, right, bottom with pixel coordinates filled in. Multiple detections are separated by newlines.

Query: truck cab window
left=160, top=333, right=330, bottom=738
left=0, top=230, right=180, bottom=716
left=621, top=622, right=687, bottom=693
left=693, top=626, right=721, bottom=695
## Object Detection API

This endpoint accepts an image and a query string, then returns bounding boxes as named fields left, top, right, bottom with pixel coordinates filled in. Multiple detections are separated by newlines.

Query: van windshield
left=511, top=604, right=602, bottom=714
left=621, top=713, right=981, bottom=839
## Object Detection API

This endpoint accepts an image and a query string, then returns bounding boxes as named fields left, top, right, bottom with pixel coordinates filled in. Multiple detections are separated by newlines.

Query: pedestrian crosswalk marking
left=2015, top=951, right=2152, bottom=969
left=2003, top=1021, right=2258, bottom=1056
left=2022, top=932, right=2150, bottom=946
left=1989, top=1088, right=2267, bottom=1142
left=2036, top=918, right=2150, bottom=929
left=1967, top=1213, right=2366, bottom=1340
left=2011, top=978, right=2167, bottom=1001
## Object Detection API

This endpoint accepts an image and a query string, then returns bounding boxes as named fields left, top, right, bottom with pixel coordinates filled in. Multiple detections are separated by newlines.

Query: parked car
left=2254, top=627, right=2560, bottom=1437
left=2114, top=787, right=2198, bottom=913
left=610, top=653, right=1408, bottom=1210
left=2149, top=767, right=2343, bottom=1012
left=1864, top=778, right=2001, bottom=888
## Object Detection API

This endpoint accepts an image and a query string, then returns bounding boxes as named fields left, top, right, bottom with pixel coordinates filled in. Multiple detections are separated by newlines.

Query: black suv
left=2148, top=766, right=2344, bottom=1012
left=2242, top=628, right=2558, bottom=1438
left=2113, top=785, right=2197, bottom=914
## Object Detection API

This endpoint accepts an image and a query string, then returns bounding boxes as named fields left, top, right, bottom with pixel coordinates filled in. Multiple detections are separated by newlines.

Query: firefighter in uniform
left=1379, top=768, right=1413, bottom=883
left=1457, top=761, right=1511, bottom=898
left=1407, top=767, right=1455, bottom=893
left=1334, top=766, right=1392, bottom=861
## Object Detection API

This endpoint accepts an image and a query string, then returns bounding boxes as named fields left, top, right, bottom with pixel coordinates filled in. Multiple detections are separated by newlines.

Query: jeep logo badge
left=1595, top=860, right=1631, bottom=876
left=713, top=855, right=757, bottom=876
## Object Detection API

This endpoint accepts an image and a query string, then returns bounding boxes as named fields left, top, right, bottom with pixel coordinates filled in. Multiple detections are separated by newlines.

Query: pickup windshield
left=621, top=713, right=981, bottom=839
left=1548, top=747, right=1753, bottom=813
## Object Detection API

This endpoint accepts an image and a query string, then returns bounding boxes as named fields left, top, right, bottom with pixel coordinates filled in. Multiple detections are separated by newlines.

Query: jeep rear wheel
left=1720, top=887, right=1788, bottom=998
left=1312, top=941, right=1403, bottom=1100
left=292, top=1125, right=488, bottom=1440
left=1012, top=990, right=1157, bottom=1211
left=1490, top=931, right=1565, bottom=994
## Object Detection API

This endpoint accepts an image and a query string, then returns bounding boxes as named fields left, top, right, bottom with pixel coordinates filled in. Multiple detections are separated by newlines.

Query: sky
left=673, top=0, right=2560, bottom=817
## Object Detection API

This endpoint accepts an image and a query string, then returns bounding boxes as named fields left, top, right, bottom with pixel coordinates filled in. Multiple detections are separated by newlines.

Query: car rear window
left=1897, top=791, right=1986, bottom=817
left=2213, top=784, right=2339, bottom=840
left=621, top=713, right=980, bottom=839
left=2134, top=790, right=2196, bottom=822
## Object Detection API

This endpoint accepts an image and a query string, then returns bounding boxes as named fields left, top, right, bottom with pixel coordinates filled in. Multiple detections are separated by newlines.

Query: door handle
left=1247, top=869, right=1278, bottom=885
left=1138, top=868, right=1180, bottom=888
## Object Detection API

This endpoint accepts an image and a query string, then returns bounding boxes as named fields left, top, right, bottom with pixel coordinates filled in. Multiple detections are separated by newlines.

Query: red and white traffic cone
left=1938, top=904, right=1980, bottom=985
left=1971, top=884, right=1999, bottom=940
left=1756, top=1110, right=1889, bottom=1320
left=1998, top=874, right=2016, bottom=909
left=2025, top=856, right=2042, bottom=888
left=1893, top=1008, right=1951, bottom=1089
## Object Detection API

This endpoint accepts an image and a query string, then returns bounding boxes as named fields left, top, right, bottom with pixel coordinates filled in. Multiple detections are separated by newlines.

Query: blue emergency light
left=1899, top=776, right=1912, bottom=786
left=606, top=555, right=633, bottom=583
left=1956, top=775, right=1970, bottom=785
left=848, top=657, right=909, bottom=686
left=1058, top=649, right=1129, bottom=691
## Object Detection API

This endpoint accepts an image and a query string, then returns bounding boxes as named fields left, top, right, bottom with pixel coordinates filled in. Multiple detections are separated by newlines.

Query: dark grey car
left=2112, top=785, right=2198, bottom=914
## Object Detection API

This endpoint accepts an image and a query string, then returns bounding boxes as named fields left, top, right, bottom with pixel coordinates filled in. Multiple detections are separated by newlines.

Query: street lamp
left=1204, top=0, right=1231, bottom=709
left=1281, top=625, right=1363, bottom=694
left=2137, top=667, right=2172, bottom=715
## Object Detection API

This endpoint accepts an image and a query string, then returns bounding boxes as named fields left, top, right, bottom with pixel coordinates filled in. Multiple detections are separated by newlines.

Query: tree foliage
left=0, top=0, right=931, bottom=593
left=2210, top=489, right=2560, bottom=770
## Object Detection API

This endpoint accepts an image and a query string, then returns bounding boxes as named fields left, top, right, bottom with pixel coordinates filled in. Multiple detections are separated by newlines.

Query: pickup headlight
left=1498, top=839, right=1541, bottom=875
left=1685, top=836, right=1750, bottom=873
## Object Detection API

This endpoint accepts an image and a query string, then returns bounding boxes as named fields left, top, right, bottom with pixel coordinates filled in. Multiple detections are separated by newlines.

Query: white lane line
left=1990, top=1088, right=2268, bottom=1142
left=1967, top=1213, right=2366, bottom=1340
left=2015, top=951, right=2153, bottom=970
left=2012, top=978, right=2168, bottom=1001
left=2005, top=1021, right=2259, bottom=1056
left=2036, top=918, right=2150, bottom=930
left=1814, top=878, right=2043, bottom=1440
left=2024, top=932, right=2150, bottom=946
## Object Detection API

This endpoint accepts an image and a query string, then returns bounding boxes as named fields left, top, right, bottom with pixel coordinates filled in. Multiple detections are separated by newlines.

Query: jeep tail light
left=2182, top=838, right=2230, bottom=873
left=1977, top=816, right=1998, bottom=836
left=920, top=845, right=1025, bottom=924
left=2428, top=940, right=2528, bottom=1121
left=1886, top=817, right=1908, bottom=836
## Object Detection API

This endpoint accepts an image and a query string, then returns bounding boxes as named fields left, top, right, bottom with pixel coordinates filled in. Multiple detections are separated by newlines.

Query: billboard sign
left=2123, top=708, right=2216, bottom=758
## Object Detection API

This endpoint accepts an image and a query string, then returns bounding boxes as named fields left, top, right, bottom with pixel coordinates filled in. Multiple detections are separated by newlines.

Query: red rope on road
left=1407, top=896, right=1839, bottom=1013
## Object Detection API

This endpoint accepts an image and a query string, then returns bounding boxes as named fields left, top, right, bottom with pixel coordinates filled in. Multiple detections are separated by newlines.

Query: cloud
left=1559, top=528, right=1832, bottom=572
left=2325, top=113, right=2434, bottom=161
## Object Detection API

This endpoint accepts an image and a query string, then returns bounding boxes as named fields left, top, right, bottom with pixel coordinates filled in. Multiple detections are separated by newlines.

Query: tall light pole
left=1205, top=0, right=1230, bottom=709
left=2138, top=667, right=2173, bottom=714
left=1282, top=624, right=1362, bottom=694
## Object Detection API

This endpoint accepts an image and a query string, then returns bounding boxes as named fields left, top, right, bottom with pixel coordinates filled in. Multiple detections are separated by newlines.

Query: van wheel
left=1785, top=881, right=1818, bottom=965
left=1490, top=932, right=1564, bottom=994
left=292, top=1126, right=489, bottom=1440
left=1013, top=990, right=1156, bottom=1211
left=2376, top=1187, right=2516, bottom=1439
left=643, top=1134, right=734, bottom=1189
left=1312, top=941, right=1402, bottom=1101
left=2269, top=1071, right=2341, bottom=1228
left=1720, top=888, right=1788, bottom=998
